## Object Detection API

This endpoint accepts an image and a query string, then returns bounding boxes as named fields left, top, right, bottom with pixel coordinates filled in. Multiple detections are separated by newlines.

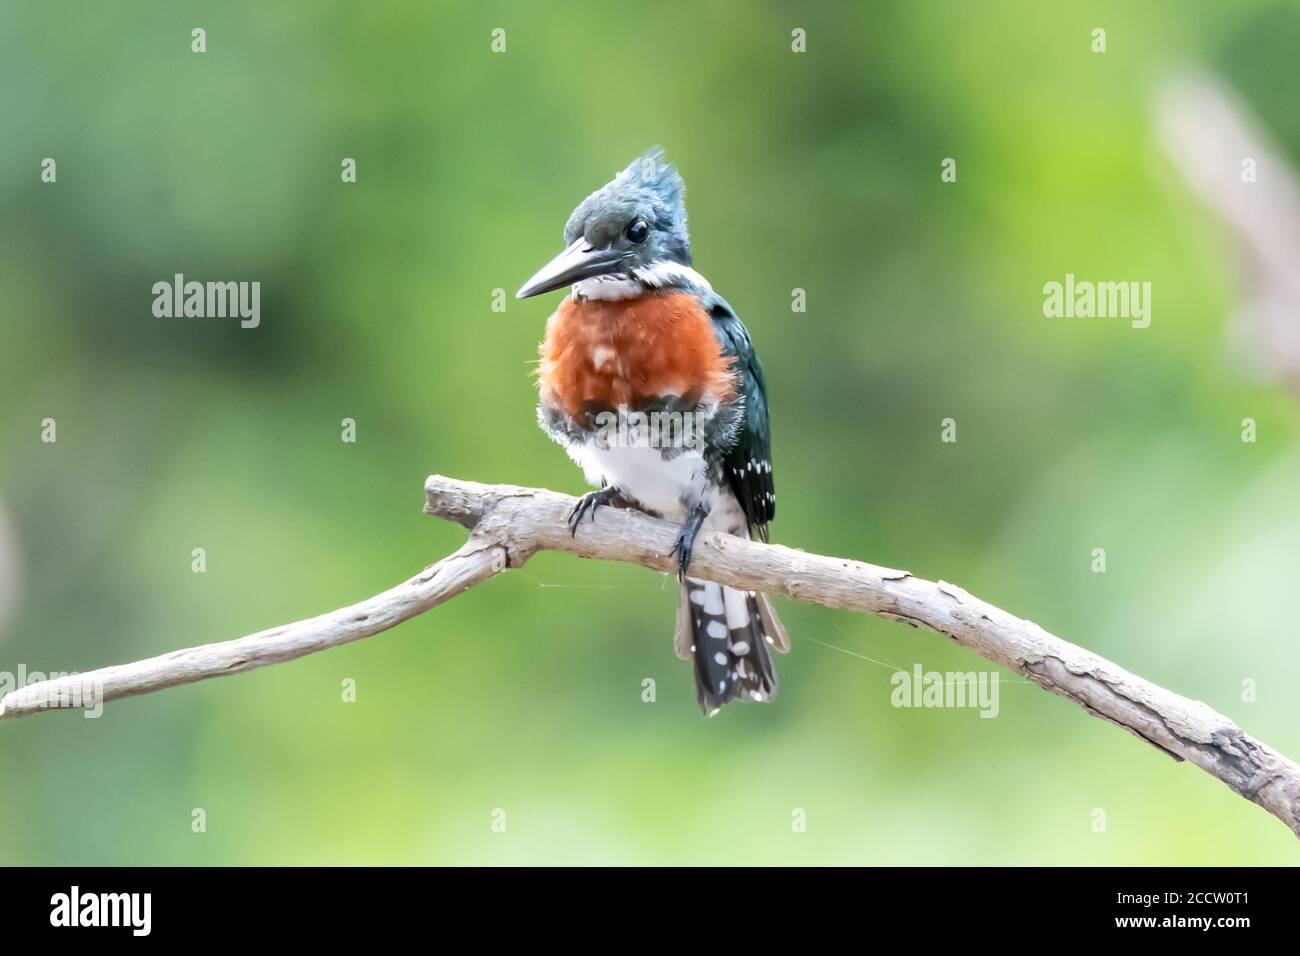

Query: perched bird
left=516, top=147, right=789, bottom=714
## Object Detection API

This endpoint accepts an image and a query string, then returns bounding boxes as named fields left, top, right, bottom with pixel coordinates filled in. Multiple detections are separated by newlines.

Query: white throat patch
left=572, top=275, right=643, bottom=301
left=573, top=261, right=714, bottom=302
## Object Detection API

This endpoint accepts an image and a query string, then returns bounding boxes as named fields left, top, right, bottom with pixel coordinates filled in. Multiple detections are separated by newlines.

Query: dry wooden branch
left=3, top=474, right=1298, bottom=838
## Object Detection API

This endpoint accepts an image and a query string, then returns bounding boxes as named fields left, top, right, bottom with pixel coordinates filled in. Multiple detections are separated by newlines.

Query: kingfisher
left=516, top=147, right=789, bottom=714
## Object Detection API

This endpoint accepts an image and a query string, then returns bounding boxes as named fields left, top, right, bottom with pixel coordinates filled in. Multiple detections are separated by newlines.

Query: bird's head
left=516, top=147, right=691, bottom=299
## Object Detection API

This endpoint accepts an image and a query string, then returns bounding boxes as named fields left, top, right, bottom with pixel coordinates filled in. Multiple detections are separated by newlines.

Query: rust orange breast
left=537, top=291, right=737, bottom=420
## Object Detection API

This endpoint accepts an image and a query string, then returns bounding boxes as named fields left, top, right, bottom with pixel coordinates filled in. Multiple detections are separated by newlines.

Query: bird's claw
left=568, top=488, right=618, bottom=537
left=668, top=536, right=693, bottom=581
left=668, top=505, right=709, bottom=581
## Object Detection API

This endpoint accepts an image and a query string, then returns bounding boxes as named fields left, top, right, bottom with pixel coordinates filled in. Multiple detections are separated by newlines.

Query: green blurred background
left=2, top=0, right=1299, bottom=864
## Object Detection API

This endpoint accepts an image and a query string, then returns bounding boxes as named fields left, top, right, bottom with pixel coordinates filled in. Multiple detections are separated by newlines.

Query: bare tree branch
left=3, top=474, right=1298, bottom=838
left=0, top=532, right=506, bottom=719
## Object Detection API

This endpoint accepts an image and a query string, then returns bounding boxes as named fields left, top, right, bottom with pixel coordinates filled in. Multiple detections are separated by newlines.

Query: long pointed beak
left=516, top=239, right=629, bottom=299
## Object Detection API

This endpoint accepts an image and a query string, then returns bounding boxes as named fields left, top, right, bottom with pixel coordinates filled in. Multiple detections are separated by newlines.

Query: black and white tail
left=675, top=578, right=789, bottom=714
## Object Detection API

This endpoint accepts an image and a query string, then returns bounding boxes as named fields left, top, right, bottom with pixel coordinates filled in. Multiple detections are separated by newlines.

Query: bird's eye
left=625, top=218, right=650, bottom=244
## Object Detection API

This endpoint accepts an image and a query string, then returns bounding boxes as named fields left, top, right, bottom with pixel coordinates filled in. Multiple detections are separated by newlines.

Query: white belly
left=572, top=440, right=703, bottom=520
left=567, top=437, right=746, bottom=533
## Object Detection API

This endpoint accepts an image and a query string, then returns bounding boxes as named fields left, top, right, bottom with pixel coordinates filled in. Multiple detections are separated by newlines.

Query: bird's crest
left=615, top=146, right=685, bottom=214
left=562, top=146, right=692, bottom=264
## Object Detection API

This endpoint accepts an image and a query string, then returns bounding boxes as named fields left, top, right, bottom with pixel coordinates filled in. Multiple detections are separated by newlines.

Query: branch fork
left=1, top=474, right=1296, bottom=838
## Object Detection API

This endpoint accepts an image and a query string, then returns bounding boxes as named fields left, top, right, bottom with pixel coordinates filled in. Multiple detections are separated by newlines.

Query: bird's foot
left=668, top=505, right=710, bottom=581
left=568, top=487, right=622, bottom=536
